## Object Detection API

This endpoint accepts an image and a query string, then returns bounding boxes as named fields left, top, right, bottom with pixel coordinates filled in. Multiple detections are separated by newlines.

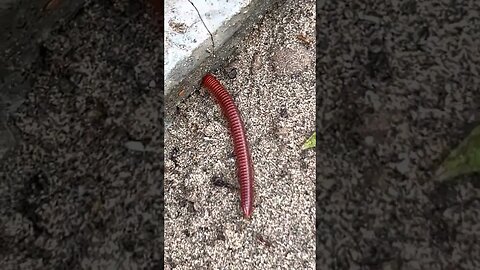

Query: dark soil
left=0, top=1, right=163, bottom=269
left=316, top=1, right=480, bottom=269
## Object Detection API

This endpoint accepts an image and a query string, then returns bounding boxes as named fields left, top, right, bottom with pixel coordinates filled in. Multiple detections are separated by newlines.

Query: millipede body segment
left=201, top=73, right=254, bottom=219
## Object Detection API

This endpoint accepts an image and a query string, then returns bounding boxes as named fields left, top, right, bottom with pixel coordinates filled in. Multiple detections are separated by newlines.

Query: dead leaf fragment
left=169, top=20, right=188, bottom=33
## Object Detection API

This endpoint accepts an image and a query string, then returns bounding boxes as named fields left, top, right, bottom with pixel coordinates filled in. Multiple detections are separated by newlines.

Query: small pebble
left=227, top=68, right=237, bottom=79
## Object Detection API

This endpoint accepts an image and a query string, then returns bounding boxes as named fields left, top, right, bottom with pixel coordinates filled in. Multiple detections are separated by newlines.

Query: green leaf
left=302, top=132, right=316, bottom=150
left=435, top=125, right=480, bottom=181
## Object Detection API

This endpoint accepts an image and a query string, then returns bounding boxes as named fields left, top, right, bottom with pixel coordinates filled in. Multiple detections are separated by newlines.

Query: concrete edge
left=164, top=0, right=283, bottom=126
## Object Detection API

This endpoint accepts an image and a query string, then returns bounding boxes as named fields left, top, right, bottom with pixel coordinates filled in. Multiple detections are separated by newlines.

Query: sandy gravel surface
left=164, top=0, right=316, bottom=269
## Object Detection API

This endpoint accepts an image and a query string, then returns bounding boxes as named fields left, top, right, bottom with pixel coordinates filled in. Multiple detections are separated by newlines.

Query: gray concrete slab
left=164, top=0, right=316, bottom=268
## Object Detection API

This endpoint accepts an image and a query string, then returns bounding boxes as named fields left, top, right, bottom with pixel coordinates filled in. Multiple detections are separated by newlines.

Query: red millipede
left=201, top=73, right=254, bottom=219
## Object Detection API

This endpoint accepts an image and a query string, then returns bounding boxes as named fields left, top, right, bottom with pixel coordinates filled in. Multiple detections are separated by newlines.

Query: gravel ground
left=317, top=1, right=480, bottom=269
left=0, top=1, right=163, bottom=269
left=5, top=0, right=479, bottom=269
left=164, top=1, right=316, bottom=269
